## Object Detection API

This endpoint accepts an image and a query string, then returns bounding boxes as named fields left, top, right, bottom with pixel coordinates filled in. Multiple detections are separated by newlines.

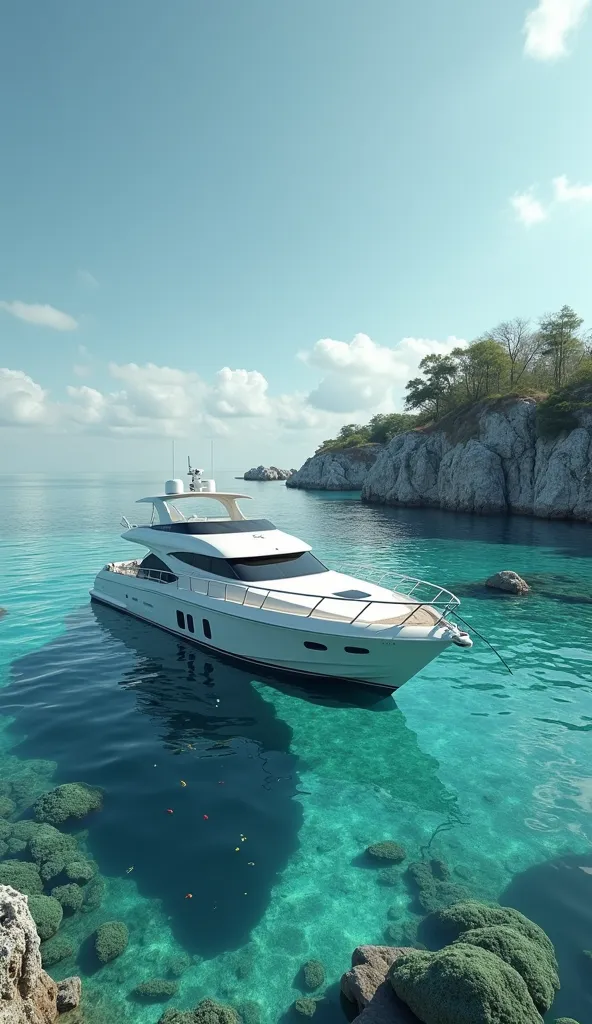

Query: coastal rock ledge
left=361, top=397, right=592, bottom=521
left=0, top=884, right=80, bottom=1023
left=287, top=445, right=382, bottom=491
left=243, top=466, right=296, bottom=481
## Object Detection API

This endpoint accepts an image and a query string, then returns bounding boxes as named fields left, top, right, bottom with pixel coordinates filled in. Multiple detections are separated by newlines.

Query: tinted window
left=176, top=610, right=185, bottom=629
left=169, top=552, right=237, bottom=579
left=187, top=614, right=194, bottom=633
left=203, top=619, right=212, bottom=639
left=229, top=551, right=327, bottom=582
left=138, top=553, right=177, bottom=584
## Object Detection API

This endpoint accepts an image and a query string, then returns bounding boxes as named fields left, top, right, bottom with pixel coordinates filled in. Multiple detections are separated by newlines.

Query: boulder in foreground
left=486, top=571, right=530, bottom=594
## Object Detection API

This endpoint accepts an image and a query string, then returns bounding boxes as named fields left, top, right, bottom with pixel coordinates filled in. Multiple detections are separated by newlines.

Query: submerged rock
left=293, top=998, right=317, bottom=1017
left=389, top=943, right=542, bottom=1024
left=341, top=945, right=421, bottom=1024
left=456, top=924, right=558, bottom=1013
left=133, top=979, right=179, bottom=1001
left=302, top=959, right=325, bottom=990
left=33, top=782, right=103, bottom=826
left=50, top=883, right=84, bottom=914
left=40, top=935, right=75, bottom=967
left=405, top=860, right=469, bottom=914
left=366, top=842, right=406, bottom=863
left=485, top=570, right=530, bottom=594
left=0, top=795, right=16, bottom=818
left=423, top=900, right=557, bottom=967
left=27, top=895, right=63, bottom=941
left=94, top=921, right=129, bottom=963
left=0, top=859, right=44, bottom=896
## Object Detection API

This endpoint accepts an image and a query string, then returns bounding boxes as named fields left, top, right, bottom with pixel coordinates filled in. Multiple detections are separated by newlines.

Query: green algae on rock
left=366, top=841, right=406, bottom=863
left=51, top=882, right=84, bottom=913
left=302, top=959, right=325, bottom=990
left=33, top=782, right=103, bottom=826
left=41, top=934, right=75, bottom=967
left=294, top=998, right=317, bottom=1017
left=28, top=893, right=64, bottom=940
left=94, top=920, right=129, bottom=962
left=167, top=951, right=192, bottom=977
left=28, top=823, right=79, bottom=864
left=82, top=875, right=105, bottom=912
left=553, top=1019, right=582, bottom=1023
left=133, top=979, right=179, bottom=1001
left=0, top=858, right=43, bottom=895
left=65, top=858, right=96, bottom=883
left=0, top=794, right=15, bottom=818
left=238, top=1001, right=261, bottom=1024
left=406, top=859, right=469, bottom=914
left=389, top=944, right=542, bottom=1024
left=158, top=997, right=240, bottom=1024
left=425, top=900, right=557, bottom=966
left=457, top=924, right=559, bottom=1013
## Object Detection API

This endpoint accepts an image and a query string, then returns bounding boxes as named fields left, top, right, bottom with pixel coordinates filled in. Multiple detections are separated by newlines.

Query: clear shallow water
left=1, top=473, right=591, bottom=1023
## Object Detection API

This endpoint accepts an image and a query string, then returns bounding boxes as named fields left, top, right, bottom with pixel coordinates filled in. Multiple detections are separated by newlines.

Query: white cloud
left=300, top=333, right=466, bottom=414
left=77, top=269, right=99, bottom=289
left=510, top=191, right=548, bottom=226
left=524, top=0, right=590, bottom=60
left=553, top=174, right=592, bottom=202
left=0, top=300, right=78, bottom=331
left=207, top=367, right=271, bottom=417
left=0, top=369, right=50, bottom=426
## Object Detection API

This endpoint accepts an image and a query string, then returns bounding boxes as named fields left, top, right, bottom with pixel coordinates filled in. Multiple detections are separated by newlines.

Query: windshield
left=228, top=551, right=328, bottom=582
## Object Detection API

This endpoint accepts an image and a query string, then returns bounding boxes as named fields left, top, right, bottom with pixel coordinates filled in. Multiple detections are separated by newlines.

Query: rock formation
left=287, top=445, right=381, bottom=491
left=341, top=945, right=421, bottom=1024
left=243, top=466, right=296, bottom=481
left=361, top=397, right=592, bottom=521
left=486, top=571, right=530, bottom=594
left=0, top=884, right=81, bottom=1023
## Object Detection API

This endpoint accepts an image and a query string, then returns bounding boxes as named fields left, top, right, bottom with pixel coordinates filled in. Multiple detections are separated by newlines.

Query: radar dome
left=165, top=479, right=184, bottom=495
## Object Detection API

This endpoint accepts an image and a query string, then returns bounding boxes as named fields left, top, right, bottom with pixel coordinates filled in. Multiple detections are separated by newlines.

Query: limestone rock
left=359, top=396, right=592, bottom=522
left=341, top=945, right=421, bottom=1024
left=288, top=445, right=381, bottom=491
left=243, top=466, right=295, bottom=481
left=56, top=977, right=81, bottom=1013
left=0, top=884, right=58, bottom=1023
left=486, top=571, right=530, bottom=594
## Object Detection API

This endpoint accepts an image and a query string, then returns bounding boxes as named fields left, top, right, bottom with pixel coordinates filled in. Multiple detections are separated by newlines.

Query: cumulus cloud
left=510, top=191, right=548, bottom=226
left=0, top=300, right=78, bottom=331
left=553, top=174, right=592, bottom=202
left=524, top=0, right=590, bottom=60
left=0, top=369, right=50, bottom=426
left=207, top=367, right=271, bottom=417
left=300, top=333, right=466, bottom=414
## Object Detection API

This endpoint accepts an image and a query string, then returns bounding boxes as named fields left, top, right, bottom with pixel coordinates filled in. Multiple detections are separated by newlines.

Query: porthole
left=344, top=646, right=369, bottom=655
left=176, top=610, right=185, bottom=629
left=304, top=641, right=327, bottom=651
left=203, top=618, right=212, bottom=640
left=187, top=614, right=195, bottom=634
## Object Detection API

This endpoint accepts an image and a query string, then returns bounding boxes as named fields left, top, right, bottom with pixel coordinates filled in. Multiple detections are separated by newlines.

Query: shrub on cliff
left=95, top=920, right=129, bottom=962
left=389, top=944, right=542, bottom=1024
left=457, top=924, right=558, bottom=1013
left=33, top=782, right=103, bottom=826
left=28, top=893, right=64, bottom=940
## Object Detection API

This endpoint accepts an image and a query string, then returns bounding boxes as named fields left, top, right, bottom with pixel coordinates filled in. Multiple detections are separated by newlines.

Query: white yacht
left=90, top=466, right=472, bottom=691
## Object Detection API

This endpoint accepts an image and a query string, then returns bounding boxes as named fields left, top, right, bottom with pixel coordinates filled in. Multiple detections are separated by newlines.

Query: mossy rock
left=82, top=875, right=105, bottom=912
left=366, top=841, right=406, bottom=863
left=0, top=795, right=15, bottom=818
left=194, top=998, right=240, bottom=1024
left=302, top=960, right=325, bottom=991
left=294, top=998, right=317, bottom=1017
left=158, top=1013, right=195, bottom=1024
left=28, top=823, right=79, bottom=865
left=406, top=860, right=469, bottom=914
left=65, top=858, right=96, bottom=883
left=95, top=921, right=129, bottom=962
left=238, top=1001, right=261, bottom=1024
left=0, top=839, right=7, bottom=858
left=426, top=900, right=557, bottom=966
left=41, top=934, right=75, bottom=967
left=553, top=1019, right=582, bottom=1023
left=168, top=951, right=192, bottom=977
left=133, top=979, right=179, bottom=1001
left=51, top=882, right=84, bottom=913
left=458, top=924, right=559, bottom=1013
left=40, top=856, right=67, bottom=884
left=0, top=859, right=43, bottom=896
left=389, top=944, right=542, bottom=1024
left=28, top=894, right=64, bottom=940
left=33, top=782, right=103, bottom=826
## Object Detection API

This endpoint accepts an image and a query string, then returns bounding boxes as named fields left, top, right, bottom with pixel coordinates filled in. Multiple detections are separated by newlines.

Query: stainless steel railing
left=104, top=561, right=459, bottom=627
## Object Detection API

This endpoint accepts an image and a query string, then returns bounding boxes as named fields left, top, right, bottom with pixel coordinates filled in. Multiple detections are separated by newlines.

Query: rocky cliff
left=287, top=445, right=382, bottom=491
left=243, top=465, right=296, bottom=481
left=361, top=396, right=592, bottom=521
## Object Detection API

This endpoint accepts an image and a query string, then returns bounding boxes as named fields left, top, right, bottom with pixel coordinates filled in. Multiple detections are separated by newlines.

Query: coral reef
left=33, top=782, right=103, bottom=827
left=28, top=894, right=64, bottom=941
left=0, top=859, right=44, bottom=896
left=94, top=921, right=129, bottom=963
left=51, top=883, right=84, bottom=913
left=366, top=842, right=406, bottom=863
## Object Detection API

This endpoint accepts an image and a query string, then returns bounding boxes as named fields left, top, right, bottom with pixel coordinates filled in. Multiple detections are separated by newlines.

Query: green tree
left=404, top=354, right=457, bottom=418
left=488, top=317, right=539, bottom=387
left=538, top=305, right=584, bottom=388
left=367, top=412, right=417, bottom=443
left=452, top=339, right=510, bottom=401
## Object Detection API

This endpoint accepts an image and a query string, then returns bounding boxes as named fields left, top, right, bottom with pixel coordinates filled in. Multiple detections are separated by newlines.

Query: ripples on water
left=1, top=473, right=591, bottom=1023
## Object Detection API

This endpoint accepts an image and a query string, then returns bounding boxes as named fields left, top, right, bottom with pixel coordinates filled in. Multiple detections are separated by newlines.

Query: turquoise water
left=1, top=473, right=591, bottom=1023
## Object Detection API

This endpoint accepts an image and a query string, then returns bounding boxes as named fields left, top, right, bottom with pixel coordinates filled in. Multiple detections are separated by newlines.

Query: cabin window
left=176, top=610, right=185, bottom=629
left=228, top=551, right=328, bottom=582
left=344, top=646, right=369, bottom=655
left=169, top=552, right=237, bottom=579
left=138, top=553, right=177, bottom=584
left=187, top=614, right=194, bottom=633
left=203, top=618, right=212, bottom=640
left=304, top=641, right=327, bottom=651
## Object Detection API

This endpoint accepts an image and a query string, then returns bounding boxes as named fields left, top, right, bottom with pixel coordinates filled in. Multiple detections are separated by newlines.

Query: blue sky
left=1, top=0, right=592, bottom=471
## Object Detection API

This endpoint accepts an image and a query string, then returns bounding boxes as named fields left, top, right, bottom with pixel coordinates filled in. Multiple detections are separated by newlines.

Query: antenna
left=210, top=439, right=215, bottom=478
left=172, top=439, right=176, bottom=478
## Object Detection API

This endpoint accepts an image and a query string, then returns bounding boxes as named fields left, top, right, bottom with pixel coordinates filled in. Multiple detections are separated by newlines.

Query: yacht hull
left=90, top=569, right=453, bottom=691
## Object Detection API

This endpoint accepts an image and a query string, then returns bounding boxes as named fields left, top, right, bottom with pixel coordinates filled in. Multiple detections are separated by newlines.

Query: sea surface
left=1, top=472, right=591, bottom=1023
